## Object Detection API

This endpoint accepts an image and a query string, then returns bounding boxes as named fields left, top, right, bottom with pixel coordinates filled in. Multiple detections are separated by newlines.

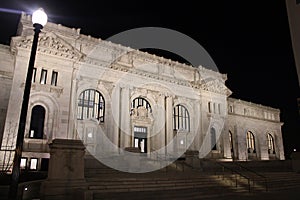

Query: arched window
left=267, top=133, right=275, bottom=154
left=173, top=105, right=190, bottom=132
left=29, top=105, right=45, bottom=139
left=229, top=131, right=233, bottom=153
left=131, top=97, right=152, bottom=112
left=211, top=127, right=217, bottom=150
left=246, top=131, right=255, bottom=153
left=77, top=89, right=105, bottom=122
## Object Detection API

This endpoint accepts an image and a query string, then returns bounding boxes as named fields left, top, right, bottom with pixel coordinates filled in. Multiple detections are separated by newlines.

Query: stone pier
left=40, top=139, right=88, bottom=200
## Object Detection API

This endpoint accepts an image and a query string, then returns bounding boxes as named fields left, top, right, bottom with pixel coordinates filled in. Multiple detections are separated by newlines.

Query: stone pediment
left=13, top=32, right=84, bottom=60
left=201, top=79, right=232, bottom=96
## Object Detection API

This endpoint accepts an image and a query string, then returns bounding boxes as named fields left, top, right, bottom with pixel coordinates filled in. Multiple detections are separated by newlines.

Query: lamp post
left=8, top=8, right=47, bottom=200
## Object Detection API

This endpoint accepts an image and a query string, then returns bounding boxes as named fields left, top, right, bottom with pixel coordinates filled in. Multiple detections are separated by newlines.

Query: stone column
left=67, top=67, right=78, bottom=140
left=155, top=94, right=166, bottom=150
left=235, top=125, right=247, bottom=161
left=276, top=125, right=285, bottom=160
left=190, top=100, right=200, bottom=151
left=112, top=85, right=120, bottom=149
left=40, top=139, right=88, bottom=200
left=259, top=131, right=269, bottom=160
left=165, top=96, right=173, bottom=155
left=120, top=87, right=131, bottom=148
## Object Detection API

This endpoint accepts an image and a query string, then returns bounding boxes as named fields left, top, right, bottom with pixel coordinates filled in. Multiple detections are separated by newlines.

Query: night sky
left=0, top=0, right=299, bottom=158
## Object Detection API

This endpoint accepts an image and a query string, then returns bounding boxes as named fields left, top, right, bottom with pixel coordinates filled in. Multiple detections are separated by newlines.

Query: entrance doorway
left=133, top=126, right=147, bottom=153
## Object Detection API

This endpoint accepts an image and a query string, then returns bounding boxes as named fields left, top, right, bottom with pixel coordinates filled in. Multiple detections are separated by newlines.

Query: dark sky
left=0, top=0, right=299, bottom=157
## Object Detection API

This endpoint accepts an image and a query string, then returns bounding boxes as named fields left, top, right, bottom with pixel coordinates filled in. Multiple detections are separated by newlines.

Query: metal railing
left=149, top=150, right=185, bottom=172
left=217, top=161, right=253, bottom=192
left=215, top=160, right=268, bottom=192
left=233, top=161, right=268, bottom=191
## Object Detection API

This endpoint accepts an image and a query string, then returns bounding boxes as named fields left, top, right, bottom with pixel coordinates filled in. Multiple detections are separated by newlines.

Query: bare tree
left=0, top=121, right=17, bottom=174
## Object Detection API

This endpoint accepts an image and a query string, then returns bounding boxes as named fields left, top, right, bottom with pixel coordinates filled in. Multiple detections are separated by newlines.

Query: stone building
left=0, top=13, right=285, bottom=171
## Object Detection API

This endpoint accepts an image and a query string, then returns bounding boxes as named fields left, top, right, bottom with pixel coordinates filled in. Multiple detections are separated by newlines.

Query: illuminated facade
left=0, top=14, right=285, bottom=171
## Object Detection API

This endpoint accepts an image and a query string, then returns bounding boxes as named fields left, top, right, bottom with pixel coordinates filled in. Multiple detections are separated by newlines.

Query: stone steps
left=84, top=158, right=300, bottom=199
left=84, top=160, right=246, bottom=199
left=88, top=178, right=217, bottom=192
left=93, top=188, right=246, bottom=200
left=219, top=174, right=267, bottom=192
left=261, top=172, right=300, bottom=191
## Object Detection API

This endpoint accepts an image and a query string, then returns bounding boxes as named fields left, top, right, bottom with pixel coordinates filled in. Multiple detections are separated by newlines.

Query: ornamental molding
left=110, top=62, right=191, bottom=87
left=201, top=79, right=232, bottom=96
left=12, top=32, right=84, bottom=60
left=130, top=107, right=154, bottom=124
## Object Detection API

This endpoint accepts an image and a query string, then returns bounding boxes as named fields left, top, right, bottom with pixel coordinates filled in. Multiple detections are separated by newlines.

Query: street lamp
left=8, top=8, right=47, bottom=200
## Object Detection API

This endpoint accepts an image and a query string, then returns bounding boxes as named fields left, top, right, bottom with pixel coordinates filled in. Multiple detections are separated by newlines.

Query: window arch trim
left=29, top=105, right=46, bottom=139
left=77, top=89, right=105, bottom=122
left=173, top=104, right=190, bottom=132
left=131, top=97, right=152, bottom=112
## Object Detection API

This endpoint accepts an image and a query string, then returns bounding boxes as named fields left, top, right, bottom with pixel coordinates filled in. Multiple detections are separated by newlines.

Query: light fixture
left=32, top=8, right=48, bottom=27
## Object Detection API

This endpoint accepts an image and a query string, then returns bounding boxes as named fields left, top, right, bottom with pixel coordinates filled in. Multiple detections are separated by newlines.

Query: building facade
left=0, top=14, right=285, bottom=171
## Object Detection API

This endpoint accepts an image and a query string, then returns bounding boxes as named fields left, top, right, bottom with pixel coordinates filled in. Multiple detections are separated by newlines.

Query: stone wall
left=0, top=13, right=286, bottom=172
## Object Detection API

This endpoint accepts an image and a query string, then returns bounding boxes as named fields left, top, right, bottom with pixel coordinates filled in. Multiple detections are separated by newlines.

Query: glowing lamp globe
left=32, top=8, right=47, bottom=26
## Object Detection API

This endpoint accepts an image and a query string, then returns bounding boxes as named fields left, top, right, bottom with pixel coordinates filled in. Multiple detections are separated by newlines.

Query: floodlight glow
left=32, top=8, right=47, bottom=26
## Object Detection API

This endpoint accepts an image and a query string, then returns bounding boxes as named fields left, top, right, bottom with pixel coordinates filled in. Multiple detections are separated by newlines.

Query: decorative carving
left=201, top=79, right=232, bottom=96
left=130, top=107, right=148, bottom=118
left=130, top=106, right=153, bottom=125
left=137, top=107, right=148, bottom=118
left=98, top=80, right=114, bottom=95
left=14, top=32, right=83, bottom=60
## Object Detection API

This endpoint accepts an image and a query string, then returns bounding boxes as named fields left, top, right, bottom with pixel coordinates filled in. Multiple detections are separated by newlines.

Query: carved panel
left=14, top=33, right=83, bottom=60
left=201, top=79, right=232, bottom=96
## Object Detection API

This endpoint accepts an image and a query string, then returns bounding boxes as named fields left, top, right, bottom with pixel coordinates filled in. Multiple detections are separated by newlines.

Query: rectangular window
left=32, top=68, right=37, bottom=83
left=20, top=157, right=27, bottom=169
left=29, top=130, right=34, bottom=138
left=40, top=69, right=47, bottom=84
left=134, top=126, right=147, bottom=133
left=229, top=105, right=233, bottom=113
left=30, top=158, right=38, bottom=170
left=51, top=71, right=58, bottom=86
left=208, top=102, right=212, bottom=113
left=218, top=104, right=221, bottom=114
